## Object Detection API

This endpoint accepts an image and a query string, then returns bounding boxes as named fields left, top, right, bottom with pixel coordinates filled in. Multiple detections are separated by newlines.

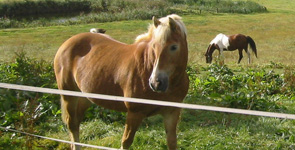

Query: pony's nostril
left=158, top=81, right=162, bottom=87
left=156, top=78, right=162, bottom=87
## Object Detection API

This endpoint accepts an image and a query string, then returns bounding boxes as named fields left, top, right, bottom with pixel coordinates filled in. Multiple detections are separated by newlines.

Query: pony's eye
left=170, top=45, right=178, bottom=51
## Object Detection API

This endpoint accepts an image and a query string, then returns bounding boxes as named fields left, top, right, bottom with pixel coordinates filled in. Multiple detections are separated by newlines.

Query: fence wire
left=1, top=82, right=295, bottom=149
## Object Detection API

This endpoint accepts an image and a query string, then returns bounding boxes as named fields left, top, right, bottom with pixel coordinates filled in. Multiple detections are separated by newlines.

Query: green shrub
left=0, top=52, right=59, bottom=128
left=187, top=63, right=290, bottom=112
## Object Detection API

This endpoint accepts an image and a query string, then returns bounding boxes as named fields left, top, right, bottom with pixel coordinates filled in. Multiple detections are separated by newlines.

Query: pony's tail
left=246, top=36, right=257, bottom=58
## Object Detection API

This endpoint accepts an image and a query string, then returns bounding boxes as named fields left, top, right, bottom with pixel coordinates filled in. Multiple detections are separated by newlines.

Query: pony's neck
left=132, top=41, right=154, bottom=73
left=206, top=44, right=216, bottom=56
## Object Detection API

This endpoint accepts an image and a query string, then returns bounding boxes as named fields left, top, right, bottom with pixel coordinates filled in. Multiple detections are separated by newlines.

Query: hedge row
left=0, top=0, right=267, bottom=19
left=0, top=0, right=92, bottom=18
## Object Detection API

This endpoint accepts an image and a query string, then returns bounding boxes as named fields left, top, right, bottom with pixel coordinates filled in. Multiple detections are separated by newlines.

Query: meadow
left=0, top=0, right=294, bottom=65
left=1, top=0, right=295, bottom=149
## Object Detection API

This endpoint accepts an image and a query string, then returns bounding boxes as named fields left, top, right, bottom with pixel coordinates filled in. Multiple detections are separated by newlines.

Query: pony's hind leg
left=61, top=95, right=92, bottom=150
left=121, top=111, right=145, bottom=149
left=163, top=108, right=181, bottom=150
left=246, top=49, right=251, bottom=64
left=238, top=49, right=244, bottom=64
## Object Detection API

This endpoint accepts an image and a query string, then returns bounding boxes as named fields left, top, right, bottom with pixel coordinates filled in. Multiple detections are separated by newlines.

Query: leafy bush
left=0, top=52, right=59, bottom=128
left=282, top=67, right=295, bottom=94
left=187, top=63, right=292, bottom=112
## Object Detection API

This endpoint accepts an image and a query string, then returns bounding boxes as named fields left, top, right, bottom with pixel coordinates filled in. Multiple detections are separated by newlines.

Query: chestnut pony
left=54, top=14, right=189, bottom=150
left=205, top=33, right=257, bottom=64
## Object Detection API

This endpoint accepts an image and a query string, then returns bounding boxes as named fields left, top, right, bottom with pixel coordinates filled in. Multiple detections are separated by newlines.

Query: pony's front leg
left=121, top=111, right=145, bottom=149
left=61, top=95, right=92, bottom=150
left=61, top=96, right=81, bottom=150
left=218, top=49, right=225, bottom=65
left=163, top=108, right=181, bottom=150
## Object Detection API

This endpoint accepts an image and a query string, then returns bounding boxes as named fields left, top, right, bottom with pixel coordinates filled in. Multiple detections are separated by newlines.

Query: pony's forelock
left=135, top=14, right=186, bottom=44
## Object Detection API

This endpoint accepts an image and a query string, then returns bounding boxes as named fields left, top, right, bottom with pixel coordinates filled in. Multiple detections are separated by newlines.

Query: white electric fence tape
left=1, top=82, right=295, bottom=149
left=1, top=82, right=295, bottom=119
left=0, top=126, right=118, bottom=150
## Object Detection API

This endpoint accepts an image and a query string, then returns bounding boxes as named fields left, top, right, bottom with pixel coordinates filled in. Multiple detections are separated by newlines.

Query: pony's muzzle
left=206, top=56, right=212, bottom=63
left=149, top=73, right=168, bottom=93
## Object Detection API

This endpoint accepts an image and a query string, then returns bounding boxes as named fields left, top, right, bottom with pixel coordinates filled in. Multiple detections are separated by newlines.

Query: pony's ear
left=169, top=17, right=178, bottom=32
left=153, top=16, right=161, bottom=28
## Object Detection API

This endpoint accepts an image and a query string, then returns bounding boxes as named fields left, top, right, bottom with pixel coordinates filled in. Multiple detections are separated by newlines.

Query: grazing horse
left=90, top=28, right=106, bottom=34
left=54, top=14, right=189, bottom=150
left=205, top=33, right=257, bottom=64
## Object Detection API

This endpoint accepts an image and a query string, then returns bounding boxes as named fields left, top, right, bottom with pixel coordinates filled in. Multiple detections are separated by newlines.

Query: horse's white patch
left=210, top=33, right=230, bottom=50
left=90, top=28, right=98, bottom=33
left=149, top=58, right=160, bottom=83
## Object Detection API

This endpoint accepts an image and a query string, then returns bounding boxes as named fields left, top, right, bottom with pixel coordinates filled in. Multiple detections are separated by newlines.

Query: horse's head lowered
left=146, top=14, right=188, bottom=93
left=205, top=44, right=213, bottom=63
left=205, top=44, right=217, bottom=63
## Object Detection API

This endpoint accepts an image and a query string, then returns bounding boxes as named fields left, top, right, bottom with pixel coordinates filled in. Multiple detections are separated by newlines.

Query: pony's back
left=210, top=33, right=229, bottom=50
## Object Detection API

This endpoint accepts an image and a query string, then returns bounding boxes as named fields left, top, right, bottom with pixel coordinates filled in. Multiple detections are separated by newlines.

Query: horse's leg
left=246, top=48, right=251, bottom=64
left=238, top=49, right=243, bottom=64
left=61, top=95, right=80, bottom=150
left=163, top=108, right=181, bottom=150
left=121, top=111, right=145, bottom=149
left=61, top=95, right=92, bottom=150
left=218, top=49, right=225, bottom=65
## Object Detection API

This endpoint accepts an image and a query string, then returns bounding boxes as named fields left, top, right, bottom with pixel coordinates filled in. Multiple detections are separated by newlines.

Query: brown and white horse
left=54, top=14, right=189, bottom=150
left=205, top=33, right=257, bottom=64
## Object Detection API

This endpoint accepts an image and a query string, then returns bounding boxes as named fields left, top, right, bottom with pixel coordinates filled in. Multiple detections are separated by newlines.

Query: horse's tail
left=246, top=36, right=257, bottom=58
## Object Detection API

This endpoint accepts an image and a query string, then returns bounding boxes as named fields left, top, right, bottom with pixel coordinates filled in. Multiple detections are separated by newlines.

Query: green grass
left=2, top=11, right=295, bottom=65
left=35, top=113, right=295, bottom=150
left=1, top=0, right=295, bottom=149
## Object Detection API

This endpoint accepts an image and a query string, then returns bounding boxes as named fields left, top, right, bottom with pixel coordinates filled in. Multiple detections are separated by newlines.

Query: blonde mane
left=135, top=14, right=187, bottom=44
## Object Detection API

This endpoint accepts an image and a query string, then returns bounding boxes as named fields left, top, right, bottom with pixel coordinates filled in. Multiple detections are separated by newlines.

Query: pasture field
left=1, top=0, right=295, bottom=149
left=0, top=0, right=295, bottom=66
